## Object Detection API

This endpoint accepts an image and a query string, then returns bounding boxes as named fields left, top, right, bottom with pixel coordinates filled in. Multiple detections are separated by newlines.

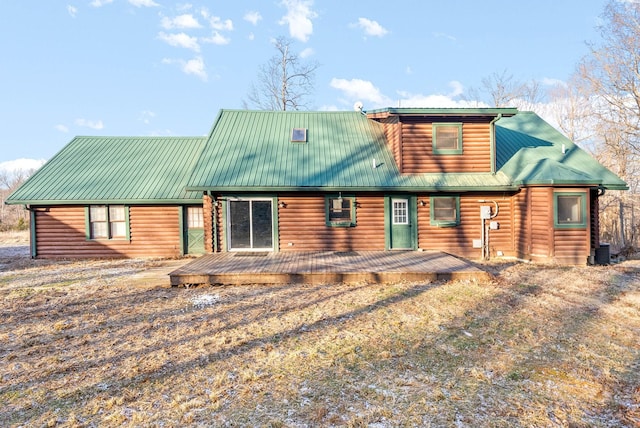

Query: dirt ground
left=1, top=231, right=639, bottom=427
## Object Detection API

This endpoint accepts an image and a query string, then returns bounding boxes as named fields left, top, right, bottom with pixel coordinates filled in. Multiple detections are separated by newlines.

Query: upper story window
left=430, top=196, right=460, bottom=227
left=326, top=195, right=356, bottom=227
left=554, top=192, right=587, bottom=228
left=87, top=205, right=129, bottom=239
left=432, top=123, right=463, bottom=155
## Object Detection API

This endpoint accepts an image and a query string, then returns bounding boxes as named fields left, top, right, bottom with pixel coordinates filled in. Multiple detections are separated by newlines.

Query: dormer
left=367, top=108, right=517, bottom=174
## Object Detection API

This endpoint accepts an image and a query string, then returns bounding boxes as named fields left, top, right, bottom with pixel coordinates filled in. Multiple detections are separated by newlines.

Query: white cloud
left=158, top=31, right=200, bottom=52
left=330, top=78, right=484, bottom=110
left=183, top=57, right=208, bottom=81
left=209, top=17, right=233, bottom=31
left=279, top=0, right=317, bottom=42
left=447, top=80, right=464, bottom=97
left=67, top=5, right=78, bottom=17
left=128, top=0, right=159, bottom=7
left=160, top=14, right=202, bottom=30
left=162, top=56, right=208, bottom=81
left=330, top=78, right=391, bottom=106
left=177, top=3, right=193, bottom=12
left=541, top=77, right=568, bottom=88
left=406, top=66, right=413, bottom=75
left=300, top=47, right=314, bottom=58
left=433, top=32, right=457, bottom=42
left=202, top=32, right=231, bottom=45
left=0, top=159, right=46, bottom=175
left=200, top=8, right=233, bottom=31
left=75, top=118, right=104, bottom=130
left=90, top=0, right=113, bottom=7
left=248, top=32, right=255, bottom=41
left=352, top=17, right=389, bottom=37
left=54, top=124, right=69, bottom=133
left=244, top=11, right=262, bottom=26
left=139, top=110, right=156, bottom=124
left=394, top=91, right=483, bottom=108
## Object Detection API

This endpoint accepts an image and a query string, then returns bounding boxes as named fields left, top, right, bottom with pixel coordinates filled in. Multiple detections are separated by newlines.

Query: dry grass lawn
left=1, top=231, right=639, bottom=427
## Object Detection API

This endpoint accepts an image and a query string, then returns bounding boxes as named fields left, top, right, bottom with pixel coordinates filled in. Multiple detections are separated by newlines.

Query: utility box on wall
left=480, top=206, right=492, bottom=219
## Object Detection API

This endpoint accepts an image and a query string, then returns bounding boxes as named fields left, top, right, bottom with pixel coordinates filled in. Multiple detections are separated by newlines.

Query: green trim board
left=367, top=107, right=519, bottom=117
left=30, top=210, right=37, bottom=258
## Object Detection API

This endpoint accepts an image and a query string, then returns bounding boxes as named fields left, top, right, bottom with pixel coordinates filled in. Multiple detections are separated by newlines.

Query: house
left=6, top=108, right=627, bottom=264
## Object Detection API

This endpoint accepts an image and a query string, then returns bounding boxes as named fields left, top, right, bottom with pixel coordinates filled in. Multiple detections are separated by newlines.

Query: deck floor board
left=169, top=251, right=489, bottom=286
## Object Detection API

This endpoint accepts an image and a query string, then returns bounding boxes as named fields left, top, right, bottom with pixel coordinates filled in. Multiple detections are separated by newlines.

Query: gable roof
left=495, top=112, right=628, bottom=190
left=6, top=136, right=207, bottom=205
left=6, top=109, right=626, bottom=206
left=185, top=110, right=515, bottom=192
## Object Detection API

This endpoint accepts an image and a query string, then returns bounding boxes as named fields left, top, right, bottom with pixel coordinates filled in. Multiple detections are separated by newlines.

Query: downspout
left=489, top=114, right=502, bottom=174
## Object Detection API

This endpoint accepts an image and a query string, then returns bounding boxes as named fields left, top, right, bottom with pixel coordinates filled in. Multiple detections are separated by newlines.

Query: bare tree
left=468, top=70, right=543, bottom=110
left=577, top=0, right=640, bottom=155
left=572, top=0, right=640, bottom=252
left=0, top=168, right=34, bottom=231
left=244, top=36, right=319, bottom=111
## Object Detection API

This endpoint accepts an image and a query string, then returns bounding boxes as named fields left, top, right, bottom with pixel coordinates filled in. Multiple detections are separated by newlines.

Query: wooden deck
left=169, top=251, right=491, bottom=286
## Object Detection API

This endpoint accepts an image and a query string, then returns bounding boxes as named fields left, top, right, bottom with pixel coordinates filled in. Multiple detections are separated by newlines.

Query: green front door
left=185, top=206, right=205, bottom=255
left=388, top=197, right=415, bottom=250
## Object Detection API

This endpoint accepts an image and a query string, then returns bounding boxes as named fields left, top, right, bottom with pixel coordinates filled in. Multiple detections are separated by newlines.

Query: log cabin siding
left=554, top=229, right=590, bottom=265
left=529, top=187, right=553, bottom=260
left=203, top=194, right=214, bottom=253
left=400, top=119, right=492, bottom=174
left=33, top=205, right=182, bottom=259
left=378, top=116, right=402, bottom=171
left=553, top=188, right=591, bottom=265
left=417, top=194, right=514, bottom=258
left=277, top=194, right=386, bottom=251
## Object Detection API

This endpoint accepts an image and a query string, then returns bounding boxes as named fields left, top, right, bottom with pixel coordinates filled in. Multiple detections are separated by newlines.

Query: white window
left=89, top=205, right=127, bottom=239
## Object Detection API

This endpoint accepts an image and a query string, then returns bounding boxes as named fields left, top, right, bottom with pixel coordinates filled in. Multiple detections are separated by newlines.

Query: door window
left=392, top=199, right=408, bottom=225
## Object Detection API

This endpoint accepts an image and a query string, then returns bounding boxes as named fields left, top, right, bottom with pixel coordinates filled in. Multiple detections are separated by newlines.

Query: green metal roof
left=6, top=136, right=207, bottom=205
left=7, top=109, right=626, bottom=206
left=495, top=112, right=628, bottom=190
left=186, top=110, right=516, bottom=192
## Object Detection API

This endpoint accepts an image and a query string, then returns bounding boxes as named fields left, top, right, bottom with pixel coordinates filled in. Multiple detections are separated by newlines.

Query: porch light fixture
left=419, top=200, right=426, bottom=207
left=278, top=201, right=287, bottom=208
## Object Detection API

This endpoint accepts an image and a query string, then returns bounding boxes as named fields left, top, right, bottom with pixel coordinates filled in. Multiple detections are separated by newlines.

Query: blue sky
left=0, top=0, right=607, bottom=169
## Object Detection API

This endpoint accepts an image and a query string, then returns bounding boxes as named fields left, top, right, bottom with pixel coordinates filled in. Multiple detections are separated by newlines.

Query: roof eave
left=6, top=198, right=203, bottom=206
left=186, top=185, right=521, bottom=193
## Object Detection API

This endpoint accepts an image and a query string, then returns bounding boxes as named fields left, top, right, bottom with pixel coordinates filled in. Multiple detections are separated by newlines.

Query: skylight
left=291, top=128, right=307, bottom=143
